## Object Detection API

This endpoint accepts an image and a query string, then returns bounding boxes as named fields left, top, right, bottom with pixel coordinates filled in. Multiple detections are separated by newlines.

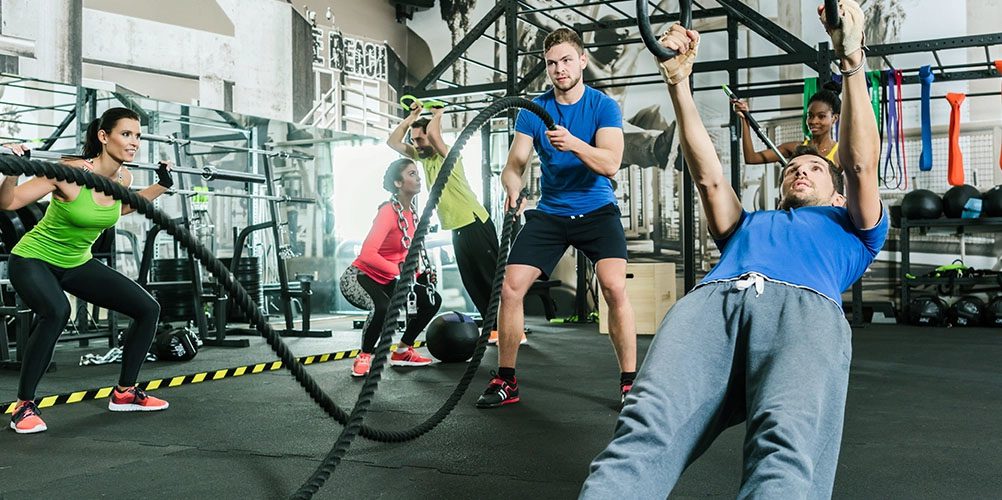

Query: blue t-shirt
left=701, top=206, right=889, bottom=306
left=514, top=86, right=622, bottom=216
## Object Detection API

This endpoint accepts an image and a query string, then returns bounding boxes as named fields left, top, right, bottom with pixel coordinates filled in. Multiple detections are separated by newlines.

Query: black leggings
left=343, top=267, right=441, bottom=354
left=9, top=255, right=161, bottom=400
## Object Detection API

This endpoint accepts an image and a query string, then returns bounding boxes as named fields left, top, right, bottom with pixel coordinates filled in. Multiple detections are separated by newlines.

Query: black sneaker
left=620, top=382, right=633, bottom=407
left=476, top=371, right=519, bottom=409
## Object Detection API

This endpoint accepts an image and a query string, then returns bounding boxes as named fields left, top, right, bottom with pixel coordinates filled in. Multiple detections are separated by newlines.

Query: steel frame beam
left=714, top=0, right=818, bottom=69
left=412, top=2, right=507, bottom=93
left=404, top=0, right=1002, bottom=304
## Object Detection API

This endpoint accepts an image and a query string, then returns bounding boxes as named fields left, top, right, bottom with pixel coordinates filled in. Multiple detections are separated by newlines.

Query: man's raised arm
left=659, top=25, right=742, bottom=239
left=823, top=0, right=882, bottom=229
left=386, top=103, right=422, bottom=159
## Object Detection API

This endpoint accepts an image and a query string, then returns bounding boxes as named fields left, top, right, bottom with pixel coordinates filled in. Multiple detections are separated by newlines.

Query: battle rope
left=290, top=95, right=555, bottom=498
left=0, top=97, right=555, bottom=500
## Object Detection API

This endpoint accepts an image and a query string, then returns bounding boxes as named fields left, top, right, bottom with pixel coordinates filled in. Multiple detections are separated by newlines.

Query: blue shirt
left=701, top=206, right=889, bottom=305
left=515, top=86, right=622, bottom=216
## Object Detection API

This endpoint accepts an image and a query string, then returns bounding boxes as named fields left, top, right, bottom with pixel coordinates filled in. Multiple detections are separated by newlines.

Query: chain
left=390, top=194, right=437, bottom=310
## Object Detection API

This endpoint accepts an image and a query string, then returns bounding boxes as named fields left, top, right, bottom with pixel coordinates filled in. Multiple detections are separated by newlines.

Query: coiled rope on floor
left=0, top=96, right=554, bottom=499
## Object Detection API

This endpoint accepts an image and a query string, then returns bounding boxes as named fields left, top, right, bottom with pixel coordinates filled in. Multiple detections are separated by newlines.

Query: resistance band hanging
left=868, top=70, right=882, bottom=130
left=894, top=69, right=908, bottom=188
left=882, top=69, right=907, bottom=190
left=945, top=92, right=966, bottom=186
left=995, top=60, right=1002, bottom=171
left=876, top=72, right=885, bottom=159
left=831, top=71, right=883, bottom=133
left=919, top=65, right=935, bottom=171
left=802, top=77, right=818, bottom=138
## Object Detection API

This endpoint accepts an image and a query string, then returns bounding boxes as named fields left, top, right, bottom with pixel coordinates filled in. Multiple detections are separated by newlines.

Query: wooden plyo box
left=599, top=262, right=677, bottom=335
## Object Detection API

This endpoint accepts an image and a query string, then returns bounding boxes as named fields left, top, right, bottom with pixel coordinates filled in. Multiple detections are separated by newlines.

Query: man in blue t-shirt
left=582, top=2, right=888, bottom=498
left=476, top=27, right=638, bottom=409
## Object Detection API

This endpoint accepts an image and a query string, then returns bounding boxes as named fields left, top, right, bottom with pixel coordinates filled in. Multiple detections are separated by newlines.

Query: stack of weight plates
left=228, top=256, right=263, bottom=322
left=152, top=258, right=195, bottom=322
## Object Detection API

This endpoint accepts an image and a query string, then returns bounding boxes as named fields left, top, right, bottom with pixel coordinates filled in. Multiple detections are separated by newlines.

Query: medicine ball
left=942, top=184, right=980, bottom=219
left=153, top=327, right=199, bottom=361
left=425, top=311, right=479, bottom=363
left=986, top=296, right=1002, bottom=327
left=908, top=295, right=947, bottom=326
left=889, top=204, right=902, bottom=228
left=947, top=296, right=986, bottom=327
left=981, top=185, right=1002, bottom=218
left=900, top=189, right=942, bottom=220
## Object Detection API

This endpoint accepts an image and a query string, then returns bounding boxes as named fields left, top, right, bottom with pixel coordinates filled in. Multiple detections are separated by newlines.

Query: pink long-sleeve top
left=351, top=202, right=415, bottom=285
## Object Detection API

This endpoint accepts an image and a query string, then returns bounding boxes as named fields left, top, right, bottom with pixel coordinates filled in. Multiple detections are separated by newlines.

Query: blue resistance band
left=919, top=65, right=935, bottom=171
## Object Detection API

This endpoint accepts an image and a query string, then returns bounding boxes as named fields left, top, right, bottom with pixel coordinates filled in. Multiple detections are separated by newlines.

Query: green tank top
left=418, top=149, right=490, bottom=231
left=12, top=186, right=122, bottom=268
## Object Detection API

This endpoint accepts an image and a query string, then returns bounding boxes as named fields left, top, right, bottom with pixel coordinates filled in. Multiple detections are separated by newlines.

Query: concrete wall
left=967, top=0, right=1002, bottom=123
left=299, top=0, right=410, bottom=59
left=1, top=0, right=316, bottom=122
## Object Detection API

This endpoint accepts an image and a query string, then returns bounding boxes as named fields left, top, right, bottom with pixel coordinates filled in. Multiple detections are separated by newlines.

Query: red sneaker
left=390, top=346, right=433, bottom=367
left=109, top=386, right=169, bottom=412
left=9, top=401, right=47, bottom=434
left=352, top=352, right=373, bottom=377
left=476, top=371, right=519, bottom=409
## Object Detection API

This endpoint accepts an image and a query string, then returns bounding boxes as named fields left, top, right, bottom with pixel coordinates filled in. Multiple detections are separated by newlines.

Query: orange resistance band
left=945, top=92, right=966, bottom=186
left=996, top=60, right=1002, bottom=170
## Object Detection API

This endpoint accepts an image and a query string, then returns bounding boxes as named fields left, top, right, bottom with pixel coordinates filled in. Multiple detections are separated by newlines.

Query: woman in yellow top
left=2, top=107, right=174, bottom=434
left=732, top=84, right=841, bottom=166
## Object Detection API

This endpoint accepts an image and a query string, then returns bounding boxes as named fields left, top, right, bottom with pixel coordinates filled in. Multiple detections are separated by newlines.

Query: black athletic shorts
left=508, top=203, right=628, bottom=279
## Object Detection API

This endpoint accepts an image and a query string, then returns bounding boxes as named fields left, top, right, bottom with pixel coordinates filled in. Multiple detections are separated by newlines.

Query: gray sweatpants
left=581, top=275, right=852, bottom=500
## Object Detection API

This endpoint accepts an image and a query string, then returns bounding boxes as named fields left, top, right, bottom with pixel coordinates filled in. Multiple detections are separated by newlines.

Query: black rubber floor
left=1, top=319, right=1001, bottom=499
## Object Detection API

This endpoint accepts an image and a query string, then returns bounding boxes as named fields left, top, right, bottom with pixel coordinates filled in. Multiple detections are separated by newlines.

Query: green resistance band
left=399, top=94, right=447, bottom=111
left=802, top=71, right=882, bottom=138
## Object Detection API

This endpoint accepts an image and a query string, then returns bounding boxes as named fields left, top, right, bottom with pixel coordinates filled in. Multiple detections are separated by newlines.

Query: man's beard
left=779, top=191, right=825, bottom=210
left=416, top=146, right=435, bottom=158
left=553, top=73, right=581, bottom=92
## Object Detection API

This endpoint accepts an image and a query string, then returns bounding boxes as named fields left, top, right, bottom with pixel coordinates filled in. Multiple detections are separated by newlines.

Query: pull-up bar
left=142, top=133, right=313, bottom=161
left=2, top=147, right=267, bottom=184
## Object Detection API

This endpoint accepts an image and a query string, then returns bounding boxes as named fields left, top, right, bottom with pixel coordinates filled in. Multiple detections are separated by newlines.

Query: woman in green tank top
left=2, top=107, right=176, bottom=434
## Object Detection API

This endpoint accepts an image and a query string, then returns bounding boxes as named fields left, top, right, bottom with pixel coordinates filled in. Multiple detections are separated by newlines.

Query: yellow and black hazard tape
left=2, top=341, right=425, bottom=414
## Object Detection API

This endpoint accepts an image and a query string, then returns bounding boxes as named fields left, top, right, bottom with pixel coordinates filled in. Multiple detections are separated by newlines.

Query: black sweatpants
left=349, top=269, right=441, bottom=354
left=452, top=216, right=499, bottom=321
left=9, top=255, right=161, bottom=400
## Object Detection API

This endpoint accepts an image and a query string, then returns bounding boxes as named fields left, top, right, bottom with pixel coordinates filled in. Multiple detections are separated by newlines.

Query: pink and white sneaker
left=389, top=346, right=433, bottom=367
left=10, top=401, right=47, bottom=434
left=109, top=386, right=169, bottom=412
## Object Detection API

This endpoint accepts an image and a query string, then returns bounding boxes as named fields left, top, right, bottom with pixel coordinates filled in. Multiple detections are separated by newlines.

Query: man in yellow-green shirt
left=387, top=105, right=502, bottom=332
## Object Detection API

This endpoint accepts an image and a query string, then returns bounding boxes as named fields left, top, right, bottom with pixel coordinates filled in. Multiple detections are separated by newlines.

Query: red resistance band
left=945, top=92, right=966, bottom=186
left=894, top=70, right=907, bottom=189
left=996, top=60, right=1002, bottom=170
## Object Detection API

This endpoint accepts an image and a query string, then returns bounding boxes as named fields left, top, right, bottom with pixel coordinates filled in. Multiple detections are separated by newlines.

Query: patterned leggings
left=339, top=265, right=441, bottom=353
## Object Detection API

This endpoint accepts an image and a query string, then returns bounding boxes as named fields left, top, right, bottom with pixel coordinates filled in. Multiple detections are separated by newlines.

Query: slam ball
left=901, top=189, right=942, bottom=220
left=425, top=311, right=479, bottom=363
left=981, top=185, right=1002, bottom=218
left=942, top=185, right=980, bottom=219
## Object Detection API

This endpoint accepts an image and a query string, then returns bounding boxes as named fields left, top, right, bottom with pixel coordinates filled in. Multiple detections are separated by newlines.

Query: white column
left=34, top=0, right=82, bottom=85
